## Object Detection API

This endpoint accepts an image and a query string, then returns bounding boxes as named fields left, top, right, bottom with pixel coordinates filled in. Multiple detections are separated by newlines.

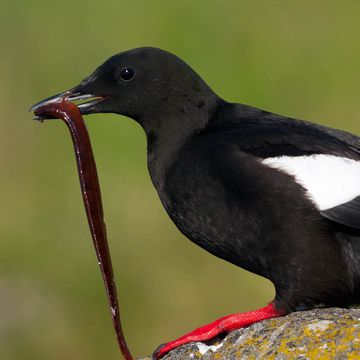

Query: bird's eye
left=119, top=67, right=135, bottom=81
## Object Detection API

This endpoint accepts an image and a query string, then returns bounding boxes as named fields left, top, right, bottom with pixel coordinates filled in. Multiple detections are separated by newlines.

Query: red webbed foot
left=152, top=302, right=286, bottom=359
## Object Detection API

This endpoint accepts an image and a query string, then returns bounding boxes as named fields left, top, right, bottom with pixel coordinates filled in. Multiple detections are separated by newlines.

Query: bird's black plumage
left=32, top=47, right=360, bottom=353
left=321, top=196, right=360, bottom=230
left=160, top=112, right=360, bottom=311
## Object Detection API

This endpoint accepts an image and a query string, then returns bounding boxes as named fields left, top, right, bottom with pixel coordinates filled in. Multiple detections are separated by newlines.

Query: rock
left=140, top=308, right=360, bottom=359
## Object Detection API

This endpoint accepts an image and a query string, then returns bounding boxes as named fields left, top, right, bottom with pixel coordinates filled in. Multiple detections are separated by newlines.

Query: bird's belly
left=160, top=178, right=271, bottom=277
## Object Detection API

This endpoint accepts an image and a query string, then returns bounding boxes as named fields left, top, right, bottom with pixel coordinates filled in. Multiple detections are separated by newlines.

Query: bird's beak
left=30, top=89, right=106, bottom=120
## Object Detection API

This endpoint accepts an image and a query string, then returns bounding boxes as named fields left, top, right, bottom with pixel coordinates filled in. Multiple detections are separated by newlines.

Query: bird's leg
left=153, top=302, right=286, bottom=359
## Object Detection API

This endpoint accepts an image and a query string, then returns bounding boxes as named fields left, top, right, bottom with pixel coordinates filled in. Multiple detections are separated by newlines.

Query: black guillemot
left=32, top=47, right=360, bottom=359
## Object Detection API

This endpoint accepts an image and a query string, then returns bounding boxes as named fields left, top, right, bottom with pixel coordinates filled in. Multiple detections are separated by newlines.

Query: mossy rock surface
left=140, top=308, right=360, bottom=359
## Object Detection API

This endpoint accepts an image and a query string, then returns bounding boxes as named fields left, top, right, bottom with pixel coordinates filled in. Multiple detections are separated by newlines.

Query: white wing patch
left=262, top=154, right=360, bottom=210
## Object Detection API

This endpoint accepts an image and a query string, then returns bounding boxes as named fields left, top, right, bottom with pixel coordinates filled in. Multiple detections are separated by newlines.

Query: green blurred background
left=1, top=1, right=359, bottom=359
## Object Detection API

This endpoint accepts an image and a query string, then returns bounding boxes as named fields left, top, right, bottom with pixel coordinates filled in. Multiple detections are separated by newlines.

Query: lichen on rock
left=140, top=308, right=360, bottom=359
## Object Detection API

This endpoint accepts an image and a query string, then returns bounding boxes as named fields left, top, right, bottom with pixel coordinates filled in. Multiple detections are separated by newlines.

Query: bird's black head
left=31, top=47, right=220, bottom=132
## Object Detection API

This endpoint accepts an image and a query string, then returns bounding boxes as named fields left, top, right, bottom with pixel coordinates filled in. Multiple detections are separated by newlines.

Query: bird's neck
left=144, top=96, right=221, bottom=191
left=145, top=115, right=203, bottom=192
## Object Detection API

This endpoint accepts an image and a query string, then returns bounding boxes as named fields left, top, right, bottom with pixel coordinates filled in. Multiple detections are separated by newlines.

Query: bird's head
left=31, top=47, right=219, bottom=132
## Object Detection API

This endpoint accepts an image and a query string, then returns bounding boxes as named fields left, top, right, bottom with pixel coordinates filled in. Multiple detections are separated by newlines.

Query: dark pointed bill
left=30, top=91, right=104, bottom=120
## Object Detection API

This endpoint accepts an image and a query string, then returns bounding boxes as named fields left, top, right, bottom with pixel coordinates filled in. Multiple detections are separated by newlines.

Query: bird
left=31, top=47, right=360, bottom=359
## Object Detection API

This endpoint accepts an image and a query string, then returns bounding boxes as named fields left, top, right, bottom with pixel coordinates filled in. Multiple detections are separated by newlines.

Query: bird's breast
left=153, top=149, right=275, bottom=275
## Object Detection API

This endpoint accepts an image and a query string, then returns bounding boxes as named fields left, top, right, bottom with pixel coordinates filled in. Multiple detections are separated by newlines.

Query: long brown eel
left=34, top=98, right=133, bottom=360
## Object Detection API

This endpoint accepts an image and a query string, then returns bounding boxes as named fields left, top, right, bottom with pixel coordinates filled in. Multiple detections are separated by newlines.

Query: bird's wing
left=262, top=154, right=360, bottom=211
left=216, top=115, right=360, bottom=230
left=262, top=154, right=360, bottom=230
left=216, top=115, right=360, bottom=159
left=321, top=196, right=360, bottom=230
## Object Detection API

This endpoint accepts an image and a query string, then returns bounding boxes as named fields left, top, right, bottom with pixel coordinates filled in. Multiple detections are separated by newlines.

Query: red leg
left=153, top=302, right=286, bottom=359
